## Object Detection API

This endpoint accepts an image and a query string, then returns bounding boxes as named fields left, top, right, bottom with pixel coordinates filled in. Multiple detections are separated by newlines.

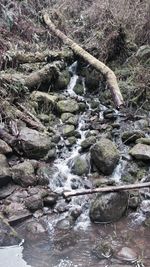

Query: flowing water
left=0, top=63, right=150, bottom=267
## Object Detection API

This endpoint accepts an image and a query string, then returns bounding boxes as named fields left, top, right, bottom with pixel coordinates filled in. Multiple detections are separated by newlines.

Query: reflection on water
left=10, top=214, right=149, bottom=267
left=0, top=245, right=30, bottom=267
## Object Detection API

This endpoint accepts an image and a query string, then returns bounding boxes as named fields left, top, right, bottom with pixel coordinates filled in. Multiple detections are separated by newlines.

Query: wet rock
left=81, top=136, right=96, bottom=150
left=26, top=221, right=46, bottom=234
left=62, top=124, right=75, bottom=137
left=90, top=100, right=100, bottom=109
left=18, top=127, right=52, bottom=159
left=89, top=191, right=128, bottom=223
left=70, top=155, right=90, bottom=176
left=122, top=130, right=145, bottom=144
left=136, top=138, right=150, bottom=145
left=43, top=193, right=58, bottom=207
left=25, top=195, right=43, bottom=212
left=57, top=99, right=79, bottom=113
left=56, top=216, right=74, bottom=230
left=90, top=139, right=120, bottom=175
left=73, top=83, right=84, bottom=95
left=61, top=113, right=78, bottom=126
left=103, top=109, right=117, bottom=120
left=0, top=139, right=12, bottom=154
left=70, top=207, right=82, bottom=220
left=0, top=214, right=21, bottom=246
left=70, top=177, right=83, bottom=189
left=129, top=191, right=140, bottom=209
left=54, top=199, right=69, bottom=213
left=116, top=247, right=137, bottom=262
left=45, top=147, right=57, bottom=160
left=129, top=143, right=150, bottom=160
left=0, top=154, right=12, bottom=187
left=78, top=102, right=87, bottom=111
left=140, top=200, right=150, bottom=215
left=37, top=164, right=51, bottom=185
left=11, top=161, right=37, bottom=187
left=66, top=136, right=76, bottom=146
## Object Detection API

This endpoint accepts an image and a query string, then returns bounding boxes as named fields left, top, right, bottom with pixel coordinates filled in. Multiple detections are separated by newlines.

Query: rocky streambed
left=0, top=60, right=150, bottom=267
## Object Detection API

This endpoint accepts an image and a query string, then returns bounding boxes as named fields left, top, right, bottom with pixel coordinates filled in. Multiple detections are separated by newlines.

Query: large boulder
left=89, top=191, right=128, bottom=223
left=0, top=154, right=11, bottom=187
left=57, top=99, right=79, bottom=113
left=11, top=161, right=37, bottom=187
left=129, top=143, right=150, bottom=160
left=18, top=127, right=52, bottom=159
left=0, top=214, right=21, bottom=246
left=90, top=139, right=120, bottom=175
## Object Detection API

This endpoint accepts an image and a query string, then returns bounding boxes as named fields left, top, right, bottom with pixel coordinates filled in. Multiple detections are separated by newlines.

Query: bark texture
left=0, top=61, right=62, bottom=89
left=63, top=182, right=150, bottom=198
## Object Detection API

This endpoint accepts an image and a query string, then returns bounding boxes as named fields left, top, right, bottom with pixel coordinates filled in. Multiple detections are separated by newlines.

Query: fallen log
left=1, top=49, right=73, bottom=69
left=43, top=12, right=124, bottom=108
left=1, top=101, right=46, bottom=132
left=63, top=182, right=150, bottom=198
left=0, top=61, right=63, bottom=89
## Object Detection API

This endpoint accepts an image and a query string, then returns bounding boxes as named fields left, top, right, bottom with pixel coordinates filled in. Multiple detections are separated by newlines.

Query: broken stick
left=43, top=12, right=124, bottom=108
left=63, top=182, right=150, bottom=198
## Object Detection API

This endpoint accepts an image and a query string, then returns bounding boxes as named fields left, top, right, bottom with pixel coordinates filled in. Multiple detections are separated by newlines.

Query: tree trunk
left=43, top=13, right=124, bottom=108
left=0, top=61, right=62, bottom=89
left=1, top=49, right=73, bottom=69
left=63, top=182, right=150, bottom=198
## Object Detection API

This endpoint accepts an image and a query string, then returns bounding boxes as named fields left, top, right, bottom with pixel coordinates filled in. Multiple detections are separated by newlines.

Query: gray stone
left=73, top=83, right=84, bottom=95
left=81, top=136, right=96, bottom=150
left=26, top=221, right=46, bottom=234
left=37, top=164, right=51, bottom=185
left=18, top=127, right=52, bottom=159
left=61, top=113, right=78, bottom=126
left=122, top=130, right=145, bottom=144
left=129, top=143, right=150, bottom=160
left=0, top=139, right=12, bottom=154
left=30, top=91, right=58, bottom=107
left=57, top=99, right=79, bottom=113
left=43, top=193, right=58, bottom=207
left=11, top=161, right=37, bottom=187
left=136, top=138, right=150, bottom=145
left=0, top=214, right=21, bottom=246
left=62, top=124, right=75, bottom=137
left=90, top=139, right=120, bottom=175
left=0, top=154, right=12, bottom=187
left=116, top=247, right=137, bottom=262
left=70, top=155, right=90, bottom=176
left=89, top=191, right=128, bottom=223
left=25, top=195, right=43, bottom=212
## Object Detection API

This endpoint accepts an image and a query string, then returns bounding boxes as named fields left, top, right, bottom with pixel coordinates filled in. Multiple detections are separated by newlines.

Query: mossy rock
left=73, top=83, right=84, bottom=95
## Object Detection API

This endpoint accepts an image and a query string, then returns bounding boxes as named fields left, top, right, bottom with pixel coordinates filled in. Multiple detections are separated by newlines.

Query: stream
left=0, top=62, right=150, bottom=267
